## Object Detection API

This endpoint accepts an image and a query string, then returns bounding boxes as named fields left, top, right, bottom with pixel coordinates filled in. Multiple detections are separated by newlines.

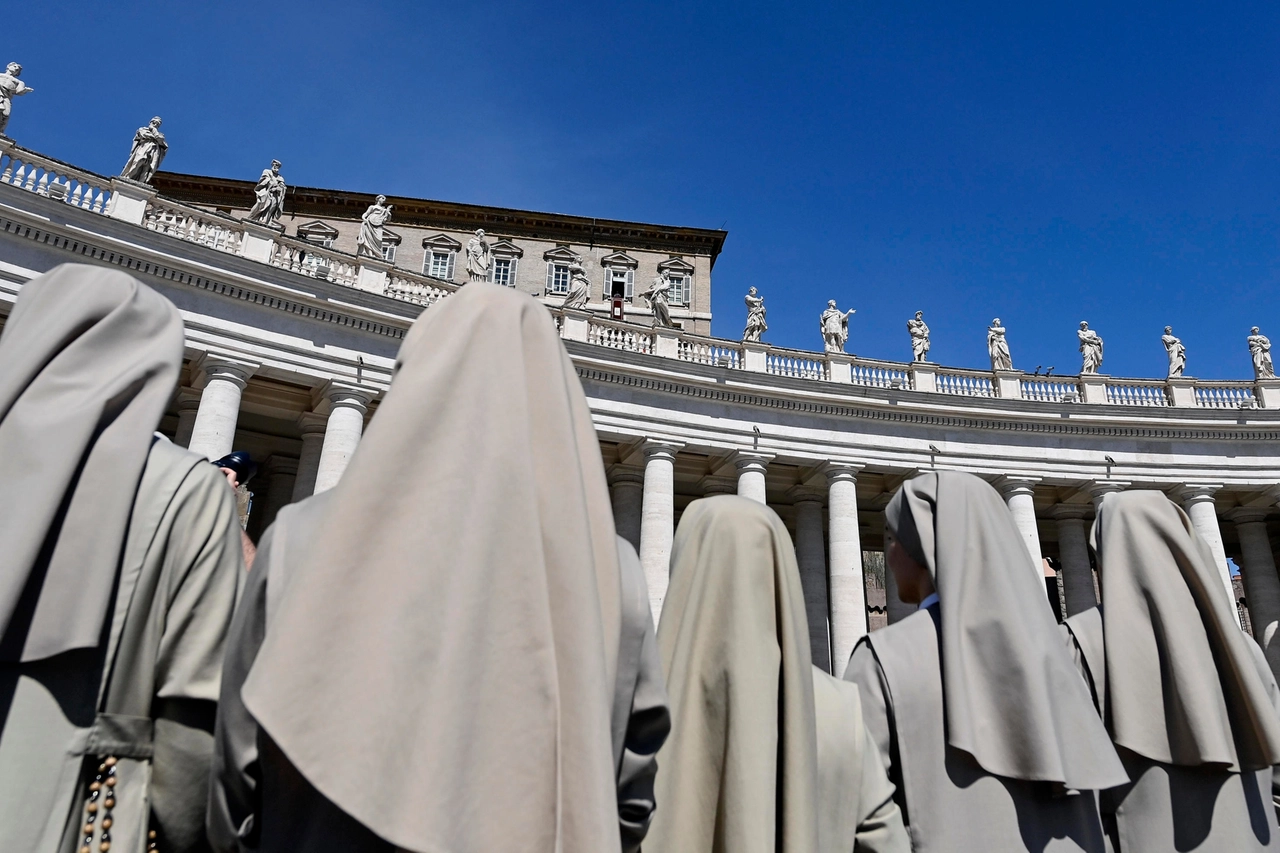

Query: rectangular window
left=492, top=257, right=516, bottom=287
left=667, top=274, right=687, bottom=306
left=607, top=269, right=635, bottom=299
left=427, top=251, right=453, bottom=280
left=546, top=263, right=571, bottom=294
left=382, top=243, right=397, bottom=263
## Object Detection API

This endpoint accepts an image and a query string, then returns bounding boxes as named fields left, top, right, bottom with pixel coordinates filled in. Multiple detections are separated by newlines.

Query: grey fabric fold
left=240, top=283, right=623, bottom=853
left=1090, top=490, right=1280, bottom=771
left=884, top=471, right=1127, bottom=789
left=0, top=263, right=183, bottom=663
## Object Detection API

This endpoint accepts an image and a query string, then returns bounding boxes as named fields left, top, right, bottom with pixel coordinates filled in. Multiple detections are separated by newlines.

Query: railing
left=1106, top=379, right=1171, bottom=407
left=587, top=317, right=654, bottom=354
left=851, top=360, right=912, bottom=389
left=1195, top=382, right=1257, bottom=409
left=144, top=198, right=244, bottom=254
left=1021, top=378, right=1078, bottom=402
left=269, top=236, right=359, bottom=287
left=0, top=146, right=113, bottom=214
left=767, top=349, right=825, bottom=380
left=678, top=336, right=741, bottom=368
left=384, top=269, right=455, bottom=307
left=937, top=369, right=996, bottom=398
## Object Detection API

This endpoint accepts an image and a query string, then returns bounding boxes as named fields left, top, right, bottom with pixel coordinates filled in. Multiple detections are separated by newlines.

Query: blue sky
left=9, top=1, right=1279, bottom=378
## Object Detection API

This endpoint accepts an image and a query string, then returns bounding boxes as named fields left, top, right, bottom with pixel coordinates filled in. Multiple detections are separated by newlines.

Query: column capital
left=192, top=352, right=259, bottom=390
left=1228, top=507, right=1272, bottom=525
left=788, top=484, right=827, bottom=504
left=1088, top=479, right=1130, bottom=499
left=607, top=464, right=646, bottom=487
left=312, top=380, right=378, bottom=416
left=1175, top=483, right=1224, bottom=504
left=1051, top=504, right=1093, bottom=522
left=820, top=460, right=866, bottom=484
left=993, top=474, right=1042, bottom=496
left=641, top=438, right=684, bottom=462
left=732, top=450, right=775, bottom=472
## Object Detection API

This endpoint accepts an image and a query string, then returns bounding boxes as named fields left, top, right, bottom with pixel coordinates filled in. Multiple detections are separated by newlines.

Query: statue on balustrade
left=820, top=300, right=855, bottom=353
left=1162, top=326, right=1186, bottom=378
left=465, top=229, right=491, bottom=283
left=0, top=62, right=34, bottom=137
left=743, top=286, right=767, bottom=342
left=908, top=311, right=930, bottom=362
left=245, top=160, right=287, bottom=227
left=1078, top=321, right=1104, bottom=374
left=560, top=258, right=591, bottom=309
left=119, top=116, right=167, bottom=184
left=1249, top=326, right=1275, bottom=379
left=987, top=318, right=1013, bottom=371
left=641, top=272, right=676, bottom=328
left=356, top=195, right=394, bottom=259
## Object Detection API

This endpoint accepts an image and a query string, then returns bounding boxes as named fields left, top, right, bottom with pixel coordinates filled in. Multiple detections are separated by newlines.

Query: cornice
left=151, top=172, right=728, bottom=265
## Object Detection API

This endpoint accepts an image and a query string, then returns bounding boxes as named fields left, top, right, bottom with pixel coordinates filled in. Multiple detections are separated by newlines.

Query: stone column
left=250, top=455, right=298, bottom=539
left=312, top=383, right=374, bottom=494
left=172, top=387, right=201, bottom=448
left=639, top=441, right=682, bottom=625
left=608, top=465, right=645, bottom=552
left=698, top=475, right=738, bottom=498
left=1231, top=509, right=1280, bottom=649
left=734, top=453, right=772, bottom=504
left=997, top=476, right=1043, bottom=581
left=826, top=464, right=867, bottom=674
left=291, top=413, right=328, bottom=501
left=1052, top=505, right=1097, bottom=616
left=187, top=355, right=257, bottom=461
left=791, top=487, right=831, bottom=672
left=1089, top=480, right=1129, bottom=511
left=1177, top=485, right=1235, bottom=612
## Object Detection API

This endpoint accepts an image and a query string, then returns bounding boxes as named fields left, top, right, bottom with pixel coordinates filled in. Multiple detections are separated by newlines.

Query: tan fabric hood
left=1090, top=489, right=1280, bottom=771
left=241, top=283, right=623, bottom=852
left=0, top=263, right=183, bottom=662
left=885, top=471, right=1127, bottom=789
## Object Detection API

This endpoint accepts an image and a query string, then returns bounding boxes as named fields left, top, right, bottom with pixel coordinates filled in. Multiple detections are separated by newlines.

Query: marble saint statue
left=356, top=195, right=393, bottom=259
left=561, top=258, right=590, bottom=309
left=465, top=229, right=491, bottom=283
left=908, top=311, right=931, bottom=362
left=1249, top=326, right=1275, bottom=379
left=1078, top=321, right=1104, bottom=374
left=119, top=116, right=168, bottom=183
left=1162, top=326, right=1186, bottom=378
left=987, top=318, right=1013, bottom=371
left=246, top=160, right=287, bottom=226
left=641, top=273, right=676, bottom=328
left=743, top=286, right=767, bottom=342
left=0, top=62, right=34, bottom=137
left=820, top=300, right=855, bottom=353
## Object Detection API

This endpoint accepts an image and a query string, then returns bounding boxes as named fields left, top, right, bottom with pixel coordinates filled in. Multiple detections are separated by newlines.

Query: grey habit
left=208, top=283, right=669, bottom=853
left=845, top=472, right=1128, bottom=853
left=0, top=265, right=244, bottom=853
left=1063, top=490, right=1280, bottom=852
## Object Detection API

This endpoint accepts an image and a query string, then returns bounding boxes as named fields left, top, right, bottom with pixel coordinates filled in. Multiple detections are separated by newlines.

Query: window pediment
left=490, top=238, right=524, bottom=258
left=600, top=250, right=638, bottom=269
left=422, top=233, right=462, bottom=251
left=381, top=227, right=403, bottom=246
left=543, top=245, right=581, bottom=264
left=658, top=256, right=695, bottom=274
left=296, top=220, right=340, bottom=239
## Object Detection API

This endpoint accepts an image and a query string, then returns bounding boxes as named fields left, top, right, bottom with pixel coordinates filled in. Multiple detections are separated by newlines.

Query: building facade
left=3, top=138, right=1280, bottom=679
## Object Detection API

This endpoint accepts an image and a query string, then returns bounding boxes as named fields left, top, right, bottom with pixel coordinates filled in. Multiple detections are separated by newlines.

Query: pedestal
left=107, top=177, right=157, bottom=225
left=653, top=326, right=681, bottom=358
left=910, top=362, right=937, bottom=393
left=994, top=369, right=1023, bottom=399
left=560, top=308, right=591, bottom=342
left=239, top=219, right=283, bottom=263
left=1167, top=376, right=1197, bottom=407
left=1256, top=379, right=1280, bottom=409
left=742, top=341, right=769, bottom=373
left=356, top=258, right=391, bottom=294
left=827, top=353, right=853, bottom=384
left=1079, top=373, right=1109, bottom=404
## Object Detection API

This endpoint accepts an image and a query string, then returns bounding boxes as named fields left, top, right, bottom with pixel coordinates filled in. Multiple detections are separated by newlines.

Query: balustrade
left=678, top=336, right=741, bottom=368
left=1105, top=379, right=1171, bottom=407
left=270, top=236, right=359, bottom=287
left=144, top=199, right=244, bottom=254
left=0, top=146, right=113, bottom=214
left=850, top=360, right=912, bottom=389
left=767, top=349, right=825, bottom=380
left=587, top=317, right=654, bottom=354
left=384, top=270, right=455, bottom=307
left=936, top=369, right=996, bottom=397
left=1195, top=382, right=1257, bottom=409
left=1020, top=378, right=1077, bottom=403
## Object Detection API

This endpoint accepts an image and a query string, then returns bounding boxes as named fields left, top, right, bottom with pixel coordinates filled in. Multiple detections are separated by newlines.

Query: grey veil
left=885, top=471, right=1127, bottom=789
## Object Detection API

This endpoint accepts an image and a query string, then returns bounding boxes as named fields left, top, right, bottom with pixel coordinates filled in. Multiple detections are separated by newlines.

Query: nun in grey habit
left=1063, top=490, right=1280, bottom=852
left=208, top=282, right=670, bottom=853
left=647, top=495, right=908, bottom=853
left=844, top=471, right=1129, bottom=853
left=0, top=264, right=245, bottom=853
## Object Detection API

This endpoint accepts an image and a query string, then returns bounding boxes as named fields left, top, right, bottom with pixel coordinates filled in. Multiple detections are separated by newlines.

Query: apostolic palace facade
left=2, top=135, right=1279, bottom=676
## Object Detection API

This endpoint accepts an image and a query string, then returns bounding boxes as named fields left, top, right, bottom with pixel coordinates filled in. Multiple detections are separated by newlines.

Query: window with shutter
left=626, top=269, right=635, bottom=299
left=446, top=252, right=455, bottom=281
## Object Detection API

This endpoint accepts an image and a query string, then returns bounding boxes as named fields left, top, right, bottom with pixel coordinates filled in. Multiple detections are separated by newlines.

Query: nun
left=0, top=265, right=245, bottom=852
left=844, top=471, right=1128, bottom=852
left=647, top=495, right=908, bottom=853
left=1063, top=490, right=1280, bottom=851
left=208, top=283, right=669, bottom=853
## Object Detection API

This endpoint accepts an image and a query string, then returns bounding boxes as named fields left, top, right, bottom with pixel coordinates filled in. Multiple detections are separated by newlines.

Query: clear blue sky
left=9, top=1, right=1279, bottom=379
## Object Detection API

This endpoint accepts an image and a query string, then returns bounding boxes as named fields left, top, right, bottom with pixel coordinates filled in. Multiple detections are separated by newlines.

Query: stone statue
left=988, top=318, right=1013, bottom=371
left=1162, top=326, right=1186, bottom=378
left=561, top=258, right=590, bottom=309
left=641, top=273, right=676, bottom=328
left=1078, top=321, right=1104, bottom=374
left=356, top=195, right=393, bottom=259
left=465, top=229, right=491, bottom=283
left=1249, top=326, right=1275, bottom=379
left=820, top=300, right=855, bottom=353
left=908, top=311, right=930, bottom=362
left=0, top=62, right=34, bottom=137
left=743, top=286, right=767, bottom=342
left=245, top=160, right=287, bottom=226
left=120, top=117, right=168, bottom=183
